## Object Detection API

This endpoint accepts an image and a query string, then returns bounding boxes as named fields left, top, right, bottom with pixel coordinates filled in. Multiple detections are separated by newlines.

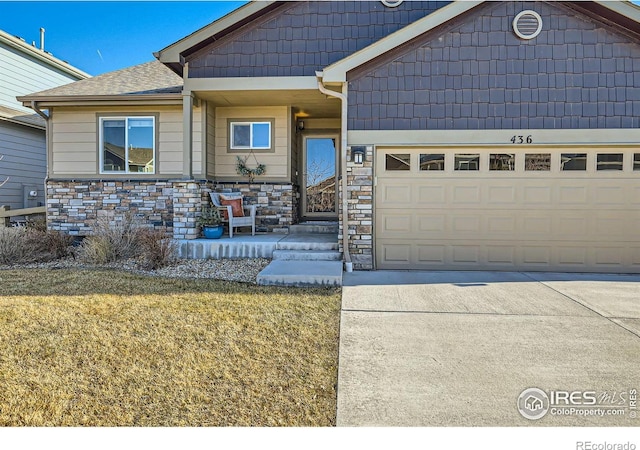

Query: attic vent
left=381, top=0, right=403, bottom=7
left=513, top=10, right=543, bottom=40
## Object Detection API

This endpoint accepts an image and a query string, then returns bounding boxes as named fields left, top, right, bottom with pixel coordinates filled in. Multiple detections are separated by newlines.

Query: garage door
left=375, top=148, right=640, bottom=272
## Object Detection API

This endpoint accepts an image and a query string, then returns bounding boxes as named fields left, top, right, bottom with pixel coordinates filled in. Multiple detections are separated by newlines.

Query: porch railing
left=0, top=205, right=46, bottom=227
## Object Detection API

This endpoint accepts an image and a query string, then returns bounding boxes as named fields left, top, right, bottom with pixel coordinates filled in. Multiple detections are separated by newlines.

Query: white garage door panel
left=376, top=148, right=640, bottom=272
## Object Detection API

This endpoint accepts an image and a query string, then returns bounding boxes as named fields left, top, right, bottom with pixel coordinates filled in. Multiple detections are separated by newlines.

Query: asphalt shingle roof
left=21, top=60, right=183, bottom=99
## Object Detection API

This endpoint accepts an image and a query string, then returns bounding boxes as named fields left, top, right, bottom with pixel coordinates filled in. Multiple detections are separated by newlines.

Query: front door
left=302, top=135, right=338, bottom=219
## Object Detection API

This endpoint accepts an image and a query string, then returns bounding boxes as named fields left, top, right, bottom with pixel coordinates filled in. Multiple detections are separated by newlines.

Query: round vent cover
left=513, top=10, right=543, bottom=40
left=381, top=0, right=403, bottom=7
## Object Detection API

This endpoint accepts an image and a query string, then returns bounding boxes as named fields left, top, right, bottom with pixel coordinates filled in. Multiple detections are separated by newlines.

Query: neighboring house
left=18, top=0, right=640, bottom=273
left=0, top=29, right=89, bottom=215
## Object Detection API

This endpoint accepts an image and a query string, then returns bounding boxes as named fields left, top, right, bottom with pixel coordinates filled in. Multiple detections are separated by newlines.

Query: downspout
left=316, top=71, right=352, bottom=272
left=31, top=101, right=49, bottom=122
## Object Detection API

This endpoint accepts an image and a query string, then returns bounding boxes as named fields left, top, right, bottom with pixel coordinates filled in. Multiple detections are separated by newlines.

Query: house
left=0, top=28, right=89, bottom=217
left=18, top=0, right=640, bottom=273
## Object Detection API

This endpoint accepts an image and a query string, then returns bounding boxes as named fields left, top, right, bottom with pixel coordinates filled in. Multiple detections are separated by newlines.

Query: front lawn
left=0, top=269, right=341, bottom=426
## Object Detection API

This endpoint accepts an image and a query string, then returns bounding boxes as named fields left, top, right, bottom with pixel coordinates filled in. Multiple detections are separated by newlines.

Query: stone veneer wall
left=46, top=180, right=174, bottom=235
left=342, top=147, right=374, bottom=270
left=206, top=183, right=298, bottom=233
left=46, top=180, right=298, bottom=238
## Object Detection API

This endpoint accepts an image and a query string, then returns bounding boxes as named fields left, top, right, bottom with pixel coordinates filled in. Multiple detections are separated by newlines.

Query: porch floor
left=176, top=232, right=340, bottom=260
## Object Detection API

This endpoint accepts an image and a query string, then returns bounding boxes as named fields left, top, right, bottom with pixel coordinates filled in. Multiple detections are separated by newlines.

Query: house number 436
left=510, top=135, right=533, bottom=144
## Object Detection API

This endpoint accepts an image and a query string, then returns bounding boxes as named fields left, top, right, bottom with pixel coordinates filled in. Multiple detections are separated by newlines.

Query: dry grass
left=0, top=269, right=341, bottom=426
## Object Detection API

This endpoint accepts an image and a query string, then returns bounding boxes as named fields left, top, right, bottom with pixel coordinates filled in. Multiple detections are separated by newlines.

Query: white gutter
left=315, top=71, right=352, bottom=272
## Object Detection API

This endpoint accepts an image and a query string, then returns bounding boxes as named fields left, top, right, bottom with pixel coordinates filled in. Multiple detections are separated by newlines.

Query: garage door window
left=455, top=154, right=479, bottom=171
left=597, top=153, right=623, bottom=171
left=561, top=153, right=587, bottom=171
left=420, top=154, right=445, bottom=171
left=525, top=153, right=551, bottom=171
left=490, top=154, right=515, bottom=171
left=634, top=154, right=640, bottom=171
left=386, top=154, right=410, bottom=171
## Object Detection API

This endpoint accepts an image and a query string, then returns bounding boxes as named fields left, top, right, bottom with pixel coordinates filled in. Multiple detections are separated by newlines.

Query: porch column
left=182, top=90, right=194, bottom=179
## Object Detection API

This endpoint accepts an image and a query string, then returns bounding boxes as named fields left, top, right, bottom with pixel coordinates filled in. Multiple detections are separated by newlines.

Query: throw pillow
left=219, top=194, right=245, bottom=220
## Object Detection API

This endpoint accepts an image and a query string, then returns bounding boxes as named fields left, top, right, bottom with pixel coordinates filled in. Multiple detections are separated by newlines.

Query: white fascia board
left=594, top=0, right=640, bottom=24
left=348, top=129, right=640, bottom=147
left=156, top=1, right=276, bottom=64
left=322, top=0, right=483, bottom=83
left=185, top=76, right=319, bottom=92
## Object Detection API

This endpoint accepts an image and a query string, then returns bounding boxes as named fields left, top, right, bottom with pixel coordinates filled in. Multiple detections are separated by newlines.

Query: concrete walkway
left=337, top=271, right=640, bottom=426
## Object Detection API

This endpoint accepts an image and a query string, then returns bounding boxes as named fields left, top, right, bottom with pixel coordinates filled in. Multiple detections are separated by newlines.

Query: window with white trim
left=230, top=121, right=272, bottom=150
left=100, top=117, right=155, bottom=174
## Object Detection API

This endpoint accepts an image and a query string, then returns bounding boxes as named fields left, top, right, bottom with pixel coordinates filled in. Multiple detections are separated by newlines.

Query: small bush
left=40, top=230, right=75, bottom=260
left=80, top=214, right=142, bottom=264
left=25, top=217, right=47, bottom=233
left=0, top=227, right=30, bottom=264
left=0, top=227, right=72, bottom=264
left=138, top=229, right=176, bottom=270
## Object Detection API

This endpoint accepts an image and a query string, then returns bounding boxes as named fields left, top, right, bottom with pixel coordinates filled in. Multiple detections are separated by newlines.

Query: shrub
left=138, top=229, right=176, bottom=270
left=39, top=230, right=75, bottom=260
left=0, top=227, right=30, bottom=264
left=79, top=214, right=142, bottom=264
left=0, top=226, right=75, bottom=264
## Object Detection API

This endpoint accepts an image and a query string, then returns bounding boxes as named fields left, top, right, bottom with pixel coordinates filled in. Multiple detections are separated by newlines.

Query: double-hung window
left=230, top=121, right=272, bottom=150
left=100, top=116, right=155, bottom=174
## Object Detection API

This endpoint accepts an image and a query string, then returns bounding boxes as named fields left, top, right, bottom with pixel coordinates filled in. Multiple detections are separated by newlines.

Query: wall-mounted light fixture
left=297, top=120, right=305, bottom=132
left=351, top=146, right=366, bottom=164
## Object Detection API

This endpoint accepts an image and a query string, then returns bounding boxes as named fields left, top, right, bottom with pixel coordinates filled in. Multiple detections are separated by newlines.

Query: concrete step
left=272, top=249, right=342, bottom=261
left=257, top=260, right=343, bottom=287
left=276, top=233, right=339, bottom=251
left=289, top=222, right=339, bottom=234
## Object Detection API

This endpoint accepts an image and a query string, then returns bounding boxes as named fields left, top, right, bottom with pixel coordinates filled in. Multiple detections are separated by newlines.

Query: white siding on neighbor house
left=0, top=42, right=80, bottom=113
left=50, top=106, right=201, bottom=178
left=0, top=121, right=46, bottom=208
left=215, top=106, right=290, bottom=181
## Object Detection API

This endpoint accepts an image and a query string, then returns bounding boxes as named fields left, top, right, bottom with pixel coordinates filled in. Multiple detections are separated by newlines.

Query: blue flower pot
left=202, top=225, right=224, bottom=239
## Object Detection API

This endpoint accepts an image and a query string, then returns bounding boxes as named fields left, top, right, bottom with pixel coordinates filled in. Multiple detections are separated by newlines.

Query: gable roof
left=155, top=1, right=278, bottom=76
left=18, top=60, right=183, bottom=104
left=320, top=0, right=640, bottom=83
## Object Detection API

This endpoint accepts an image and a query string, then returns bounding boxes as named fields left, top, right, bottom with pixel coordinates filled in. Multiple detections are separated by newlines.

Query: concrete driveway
left=337, top=271, right=640, bottom=426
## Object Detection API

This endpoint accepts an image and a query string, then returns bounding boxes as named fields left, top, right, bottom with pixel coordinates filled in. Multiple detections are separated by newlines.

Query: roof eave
left=19, top=93, right=184, bottom=108
left=0, top=115, right=45, bottom=130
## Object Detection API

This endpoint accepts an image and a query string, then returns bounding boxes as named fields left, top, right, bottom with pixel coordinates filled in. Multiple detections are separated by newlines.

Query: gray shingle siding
left=188, top=1, right=451, bottom=78
left=0, top=121, right=45, bottom=209
left=348, top=1, right=640, bottom=130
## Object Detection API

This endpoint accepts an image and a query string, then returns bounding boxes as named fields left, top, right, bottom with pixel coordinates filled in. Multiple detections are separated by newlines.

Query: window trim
left=228, top=119, right=275, bottom=152
left=98, top=115, right=157, bottom=175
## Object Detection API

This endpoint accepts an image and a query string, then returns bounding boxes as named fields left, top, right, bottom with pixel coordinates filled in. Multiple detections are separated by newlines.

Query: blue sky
left=0, top=1, right=247, bottom=75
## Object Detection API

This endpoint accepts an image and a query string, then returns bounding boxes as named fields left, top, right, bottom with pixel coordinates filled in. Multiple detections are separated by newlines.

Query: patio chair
left=209, top=192, right=257, bottom=238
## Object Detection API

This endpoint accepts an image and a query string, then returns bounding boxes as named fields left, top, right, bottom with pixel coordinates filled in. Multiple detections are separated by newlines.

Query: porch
left=176, top=222, right=343, bottom=286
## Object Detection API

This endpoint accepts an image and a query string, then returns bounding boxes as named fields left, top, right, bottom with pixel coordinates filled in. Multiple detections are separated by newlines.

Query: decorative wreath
left=236, top=155, right=266, bottom=182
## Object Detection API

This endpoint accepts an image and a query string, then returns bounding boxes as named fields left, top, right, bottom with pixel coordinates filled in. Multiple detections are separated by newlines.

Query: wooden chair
left=209, top=192, right=257, bottom=238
